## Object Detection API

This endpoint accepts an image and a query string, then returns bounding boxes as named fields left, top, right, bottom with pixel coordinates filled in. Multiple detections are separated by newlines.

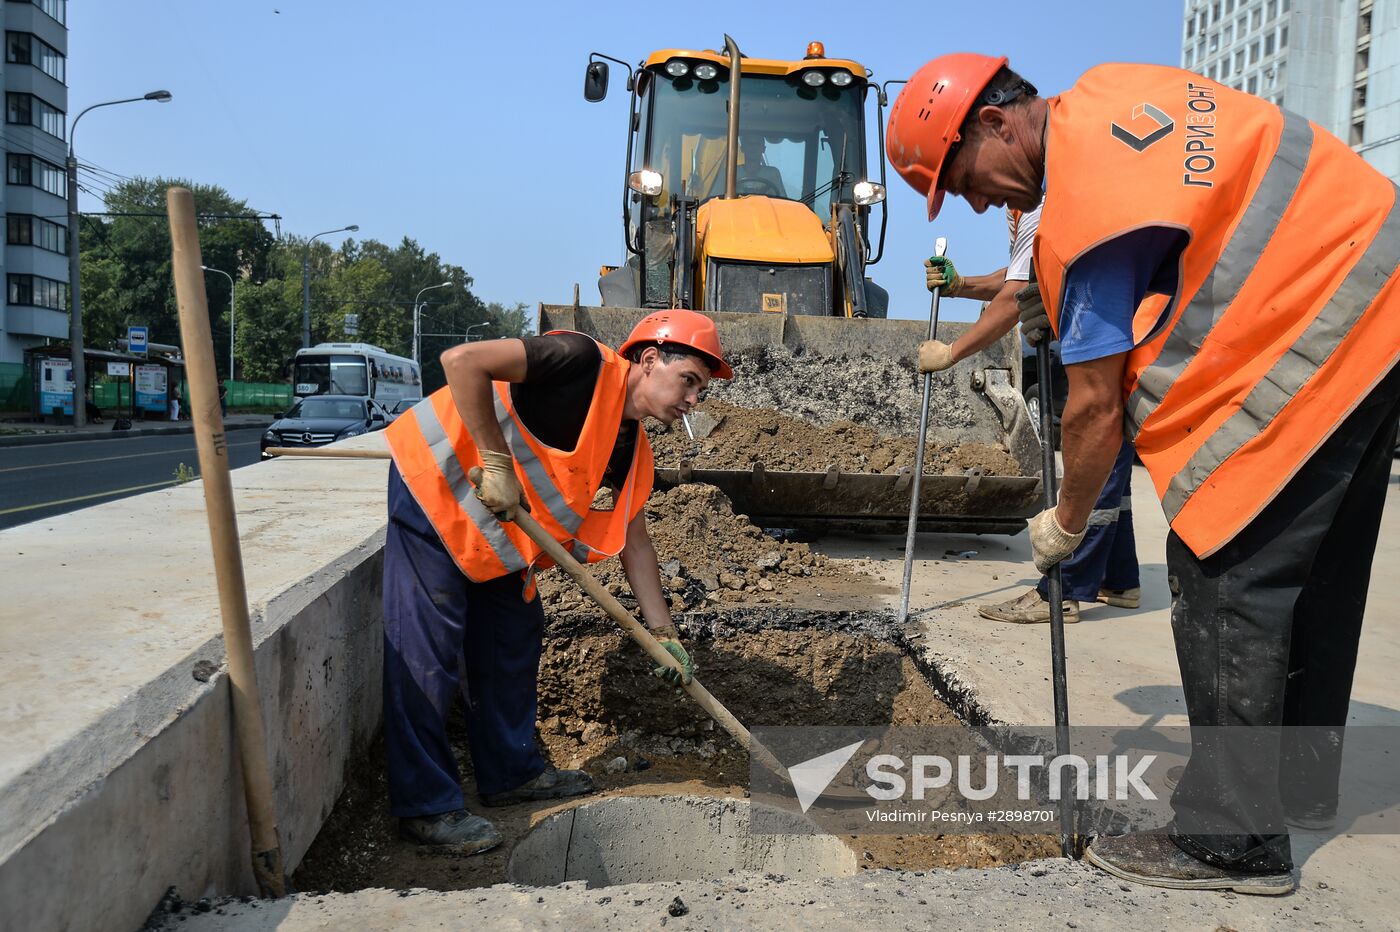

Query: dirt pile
left=707, top=345, right=979, bottom=436
left=648, top=399, right=1022, bottom=477
left=536, top=483, right=883, bottom=617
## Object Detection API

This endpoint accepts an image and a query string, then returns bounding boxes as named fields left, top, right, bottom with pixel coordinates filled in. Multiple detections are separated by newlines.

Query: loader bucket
left=539, top=304, right=1044, bottom=535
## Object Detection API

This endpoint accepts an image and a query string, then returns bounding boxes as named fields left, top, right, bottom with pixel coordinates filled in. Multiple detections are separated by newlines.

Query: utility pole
left=301, top=224, right=358, bottom=349
left=412, top=280, right=452, bottom=365
left=67, top=90, right=172, bottom=426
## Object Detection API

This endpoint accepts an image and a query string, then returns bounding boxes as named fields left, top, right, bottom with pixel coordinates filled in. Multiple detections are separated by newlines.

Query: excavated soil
left=646, top=345, right=1027, bottom=477
left=649, top=399, right=1022, bottom=477
left=538, top=483, right=887, bottom=617
left=292, top=622, right=1056, bottom=894
left=705, top=345, right=976, bottom=437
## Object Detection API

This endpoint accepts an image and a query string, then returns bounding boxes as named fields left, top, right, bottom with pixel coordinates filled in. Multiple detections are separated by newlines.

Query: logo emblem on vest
left=1111, top=103, right=1175, bottom=152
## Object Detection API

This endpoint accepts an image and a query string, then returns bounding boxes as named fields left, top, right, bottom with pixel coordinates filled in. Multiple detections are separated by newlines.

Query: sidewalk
left=0, top=414, right=272, bottom=448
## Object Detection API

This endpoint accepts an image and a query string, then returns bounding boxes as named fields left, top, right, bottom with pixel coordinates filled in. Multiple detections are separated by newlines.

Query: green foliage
left=172, top=462, right=197, bottom=484
left=79, top=176, right=528, bottom=391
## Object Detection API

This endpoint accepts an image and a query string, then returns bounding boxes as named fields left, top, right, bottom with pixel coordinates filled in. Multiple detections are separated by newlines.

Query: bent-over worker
left=888, top=54, right=1400, bottom=895
left=381, top=310, right=732, bottom=854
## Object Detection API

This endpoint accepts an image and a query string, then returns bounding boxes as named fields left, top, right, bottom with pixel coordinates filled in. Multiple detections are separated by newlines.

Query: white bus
left=292, top=343, right=422, bottom=409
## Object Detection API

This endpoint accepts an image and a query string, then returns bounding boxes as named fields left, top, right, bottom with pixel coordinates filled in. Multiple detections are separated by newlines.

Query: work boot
left=398, top=809, right=502, bottom=855
left=1097, top=586, right=1142, bottom=609
left=480, top=766, right=595, bottom=808
left=977, top=588, right=1079, bottom=625
left=1084, top=833, right=1295, bottom=896
left=1284, top=801, right=1338, bottom=832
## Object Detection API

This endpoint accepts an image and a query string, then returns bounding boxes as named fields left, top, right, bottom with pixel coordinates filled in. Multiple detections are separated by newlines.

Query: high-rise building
left=1182, top=0, right=1400, bottom=182
left=0, top=0, right=67, bottom=365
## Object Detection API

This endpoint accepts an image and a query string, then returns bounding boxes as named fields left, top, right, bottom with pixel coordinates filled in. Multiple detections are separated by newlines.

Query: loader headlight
left=829, top=71, right=854, bottom=87
left=802, top=70, right=827, bottom=87
left=853, top=181, right=886, bottom=206
left=628, top=169, right=664, bottom=197
left=693, top=63, right=719, bottom=80
left=665, top=59, right=690, bottom=77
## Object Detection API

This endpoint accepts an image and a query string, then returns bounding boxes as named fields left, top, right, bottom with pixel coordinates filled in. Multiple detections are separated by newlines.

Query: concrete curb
left=0, top=419, right=272, bottom=448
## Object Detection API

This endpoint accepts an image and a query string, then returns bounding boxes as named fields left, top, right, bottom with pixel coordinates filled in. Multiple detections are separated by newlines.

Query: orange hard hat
left=620, top=309, right=733, bottom=379
left=886, top=53, right=1008, bottom=221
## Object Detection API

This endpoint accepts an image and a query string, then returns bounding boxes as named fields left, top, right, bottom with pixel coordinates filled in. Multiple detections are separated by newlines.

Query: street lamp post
left=67, top=89, right=172, bottom=427
left=465, top=321, right=492, bottom=342
left=201, top=265, right=235, bottom=380
left=301, top=224, right=359, bottom=349
left=412, top=280, right=452, bottom=366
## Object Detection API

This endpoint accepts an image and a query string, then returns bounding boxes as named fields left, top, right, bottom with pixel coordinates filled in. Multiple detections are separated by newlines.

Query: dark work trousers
left=382, top=464, right=547, bottom=818
left=1038, top=438, right=1141, bottom=603
left=1168, top=363, right=1400, bottom=872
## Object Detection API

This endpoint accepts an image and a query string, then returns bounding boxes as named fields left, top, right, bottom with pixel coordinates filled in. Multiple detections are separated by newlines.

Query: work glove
left=917, top=339, right=955, bottom=374
left=924, top=256, right=963, bottom=296
left=1016, top=281, right=1052, bottom=347
left=1027, top=508, right=1087, bottom=575
left=475, top=449, right=525, bottom=520
left=649, top=623, right=694, bottom=686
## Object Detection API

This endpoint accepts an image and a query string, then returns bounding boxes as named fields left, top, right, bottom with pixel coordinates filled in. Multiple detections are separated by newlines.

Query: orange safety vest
left=1034, top=63, right=1400, bottom=558
left=384, top=336, right=654, bottom=585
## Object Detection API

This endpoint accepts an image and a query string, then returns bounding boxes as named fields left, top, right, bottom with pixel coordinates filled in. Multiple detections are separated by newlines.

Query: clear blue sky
left=70, top=1, right=1184, bottom=324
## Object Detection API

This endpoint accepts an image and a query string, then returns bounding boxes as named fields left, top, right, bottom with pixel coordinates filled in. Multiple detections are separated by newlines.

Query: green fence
left=1, top=365, right=291, bottom=414
left=0, top=362, right=30, bottom=411
left=224, top=380, right=292, bottom=410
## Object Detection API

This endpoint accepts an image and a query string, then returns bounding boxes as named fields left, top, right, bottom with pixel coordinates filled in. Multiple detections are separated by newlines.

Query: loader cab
left=586, top=43, right=889, bottom=317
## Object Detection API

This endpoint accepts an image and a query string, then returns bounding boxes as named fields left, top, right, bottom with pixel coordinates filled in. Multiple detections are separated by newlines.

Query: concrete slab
left=0, top=434, right=391, bottom=932
left=147, top=856, right=1363, bottom=931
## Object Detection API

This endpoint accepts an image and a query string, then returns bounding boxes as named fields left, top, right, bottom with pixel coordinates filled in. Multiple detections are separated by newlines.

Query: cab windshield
left=644, top=69, right=863, bottom=222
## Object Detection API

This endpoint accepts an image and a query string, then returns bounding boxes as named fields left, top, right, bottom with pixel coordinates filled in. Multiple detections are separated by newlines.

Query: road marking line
left=0, top=479, right=183, bottom=515
left=0, top=439, right=258, bottom=474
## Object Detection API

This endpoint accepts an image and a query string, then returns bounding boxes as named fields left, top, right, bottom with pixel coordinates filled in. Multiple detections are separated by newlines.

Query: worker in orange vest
left=381, top=310, right=732, bottom=854
left=889, top=55, right=1400, bottom=895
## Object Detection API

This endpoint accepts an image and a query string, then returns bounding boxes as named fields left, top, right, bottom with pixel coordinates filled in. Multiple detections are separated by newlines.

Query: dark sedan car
left=261, top=395, right=387, bottom=458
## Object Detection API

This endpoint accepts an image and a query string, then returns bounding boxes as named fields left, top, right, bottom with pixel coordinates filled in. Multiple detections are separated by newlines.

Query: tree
left=79, top=178, right=273, bottom=375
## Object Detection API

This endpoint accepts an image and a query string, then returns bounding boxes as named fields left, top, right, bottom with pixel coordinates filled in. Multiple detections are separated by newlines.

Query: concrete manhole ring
left=506, top=794, right=858, bottom=887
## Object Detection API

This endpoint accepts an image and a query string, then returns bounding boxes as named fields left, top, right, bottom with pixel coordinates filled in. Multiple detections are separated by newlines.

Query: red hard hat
left=886, top=53, right=1008, bottom=221
left=619, top=309, right=733, bottom=379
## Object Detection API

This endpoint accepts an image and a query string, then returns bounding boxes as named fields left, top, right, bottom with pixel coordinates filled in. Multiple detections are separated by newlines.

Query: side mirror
left=372, top=411, right=386, bottom=423
left=274, top=411, right=284, bottom=419
left=584, top=61, right=609, bottom=102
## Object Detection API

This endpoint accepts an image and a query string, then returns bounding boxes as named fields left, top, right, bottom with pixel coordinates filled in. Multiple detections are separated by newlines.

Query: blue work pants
left=382, top=464, right=546, bottom=817
left=1038, top=437, right=1140, bottom=603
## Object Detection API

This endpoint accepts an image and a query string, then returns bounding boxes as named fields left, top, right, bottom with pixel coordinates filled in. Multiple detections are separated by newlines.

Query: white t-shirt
left=1006, top=205, right=1041, bottom=282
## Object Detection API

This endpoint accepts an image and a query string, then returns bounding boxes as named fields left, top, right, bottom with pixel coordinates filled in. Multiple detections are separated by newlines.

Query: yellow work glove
left=924, top=256, right=963, bottom=296
left=476, top=449, right=524, bottom=520
left=917, top=340, right=955, bottom=374
left=1027, top=508, right=1087, bottom=575
left=649, top=623, right=694, bottom=686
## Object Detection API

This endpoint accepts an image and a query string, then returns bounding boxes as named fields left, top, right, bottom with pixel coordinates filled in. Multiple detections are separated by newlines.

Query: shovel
left=473, top=471, right=869, bottom=806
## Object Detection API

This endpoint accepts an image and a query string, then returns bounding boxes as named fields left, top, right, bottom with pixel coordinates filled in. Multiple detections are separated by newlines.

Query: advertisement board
left=135, top=365, right=168, bottom=413
left=39, top=357, right=74, bottom=416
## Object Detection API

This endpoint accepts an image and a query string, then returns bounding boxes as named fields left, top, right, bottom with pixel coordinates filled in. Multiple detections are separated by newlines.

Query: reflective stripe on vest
left=1162, top=199, right=1400, bottom=520
left=385, top=339, right=652, bottom=582
left=1034, top=64, right=1400, bottom=557
left=1125, top=112, right=1314, bottom=434
left=411, top=396, right=524, bottom=572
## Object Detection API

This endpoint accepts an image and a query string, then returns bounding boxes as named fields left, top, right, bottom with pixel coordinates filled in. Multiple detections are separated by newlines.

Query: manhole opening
left=294, top=618, right=1058, bottom=893
left=507, top=794, right=855, bottom=887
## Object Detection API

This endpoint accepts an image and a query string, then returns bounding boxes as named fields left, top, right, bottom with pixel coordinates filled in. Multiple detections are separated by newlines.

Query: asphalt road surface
left=0, top=430, right=263, bottom=531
